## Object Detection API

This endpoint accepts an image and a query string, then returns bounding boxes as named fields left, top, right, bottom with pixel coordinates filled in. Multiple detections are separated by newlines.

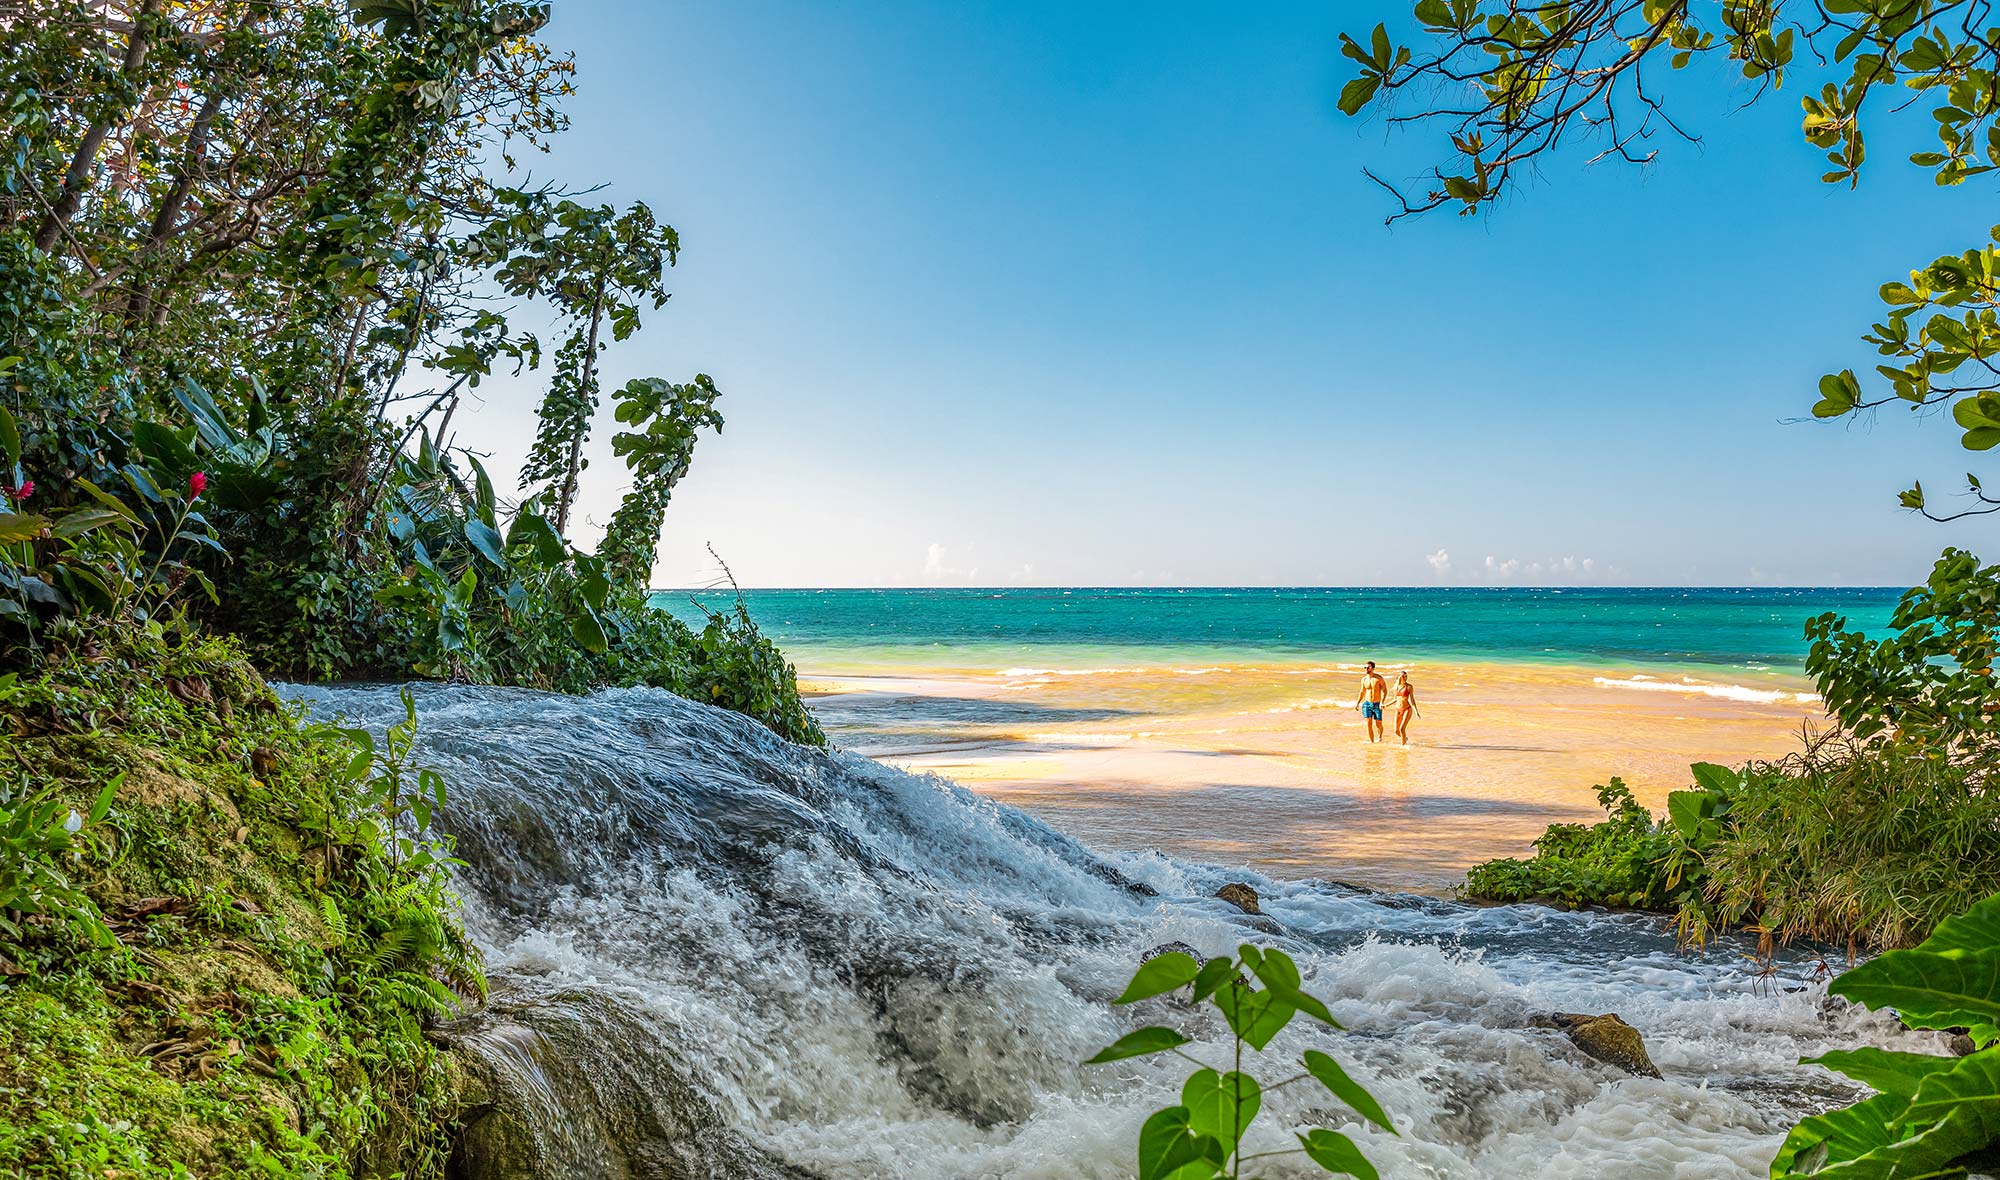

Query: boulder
left=1534, top=1012, right=1662, bottom=1078
left=1216, top=884, right=1261, bottom=915
left=1142, top=941, right=1203, bottom=965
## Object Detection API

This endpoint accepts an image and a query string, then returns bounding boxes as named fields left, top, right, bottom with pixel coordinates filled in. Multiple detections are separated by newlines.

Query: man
left=1356, top=660, right=1388, bottom=743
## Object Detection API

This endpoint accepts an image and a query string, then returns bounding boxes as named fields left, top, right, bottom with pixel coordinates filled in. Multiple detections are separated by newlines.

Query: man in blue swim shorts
left=1355, top=660, right=1388, bottom=743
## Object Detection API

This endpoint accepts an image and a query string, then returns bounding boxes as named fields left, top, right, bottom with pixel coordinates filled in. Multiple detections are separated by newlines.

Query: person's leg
left=1396, top=707, right=1410, bottom=744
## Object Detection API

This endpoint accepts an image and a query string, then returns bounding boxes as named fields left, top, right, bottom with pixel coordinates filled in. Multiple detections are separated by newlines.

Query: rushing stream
left=283, top=683, right=1936, bottom=1180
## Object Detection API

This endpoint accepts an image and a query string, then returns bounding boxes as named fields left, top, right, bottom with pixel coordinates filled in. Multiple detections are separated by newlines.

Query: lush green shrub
left=1088, top=946, right=1392, bottom=1180
left=1773, top=890, right=2000, bottom=1179
left=1460, top=778, right=1686, bottom=911
left=1677, top=739, right=2000, bottom=952
left=0, top=620, right=480, bottom=1178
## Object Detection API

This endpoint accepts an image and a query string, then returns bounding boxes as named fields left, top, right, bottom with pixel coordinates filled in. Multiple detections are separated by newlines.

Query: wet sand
left=801, top=661, right=1824, bottom=892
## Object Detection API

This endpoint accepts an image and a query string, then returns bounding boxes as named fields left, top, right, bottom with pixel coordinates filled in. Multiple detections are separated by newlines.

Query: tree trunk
left=121, top=85, right=230, bottom=328
left=553, top=279, right=607, bottom=536
left=34, top=0, right=164, bottom=254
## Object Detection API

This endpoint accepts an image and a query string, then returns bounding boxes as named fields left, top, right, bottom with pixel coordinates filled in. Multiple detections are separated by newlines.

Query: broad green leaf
left=1138, top=1106, right=1224, bottom=1180
left=1806, top=1048, right=1960, bottom=1099
left=1913, top=891, right=2000, bottom=959
left=1213, top=981, right=1294, bottom=1050
left=1297, top=1128, right=1377, bottom=1180
left=1116, top=952, right=1201, bottom=1004
left=1243, top=947, right=1342, bottom=1027
left=1689, top=762, right=1737, bottom=793
left=1776, top=1088, right=1912, bottom=1180
left=1192, top=955, right=1237, bottom=1003
left=1830, top=950, right=2000, bottom=1031
left=1085, top=1026, right=1190, bottom=1064
left=1338, top=76, right=1380, bottom=116
left=1898, top=1052, right=2000, bottom=1128
left=0, top=511, right=48, bottom=543
left=1183, top=1068, right=1261, bottom=1156
left=1666, top=790, right=1711, bottom=842
left=0, top=404, right=18, bottom=469
left=464, top=519, right=508, bottom=570
left=507, top=506, right=568, bottom=566
left=1303, top=1050, right=1397, bottom=1135
left=571, top=609, right=608, bottom=653
left=51, top=507, right=132, bottom=539
left=72, top=479, right=138, bottom=522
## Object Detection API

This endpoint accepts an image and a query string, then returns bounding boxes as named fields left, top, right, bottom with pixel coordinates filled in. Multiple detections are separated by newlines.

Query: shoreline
left=797, top=655, right=1827, bottom=893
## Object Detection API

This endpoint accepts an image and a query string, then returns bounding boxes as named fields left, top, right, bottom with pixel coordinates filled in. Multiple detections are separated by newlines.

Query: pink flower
left=6, top=480, right=31, bottom=502
left=188, top=471, right=207, bottom=498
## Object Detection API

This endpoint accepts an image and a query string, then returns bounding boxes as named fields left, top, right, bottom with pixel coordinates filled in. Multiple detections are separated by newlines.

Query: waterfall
left=285, top=683, right=1928, bottom=1180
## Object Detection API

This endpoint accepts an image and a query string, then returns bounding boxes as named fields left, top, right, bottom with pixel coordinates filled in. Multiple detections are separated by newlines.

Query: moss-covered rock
left=1535, top=1011, right=1663, bottom=1078
left=0, top=621, right=482, bottom=1178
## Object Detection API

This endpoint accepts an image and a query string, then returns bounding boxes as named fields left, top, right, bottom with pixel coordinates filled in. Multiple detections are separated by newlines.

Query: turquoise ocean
left=655, top=586, right=1903, bottom=679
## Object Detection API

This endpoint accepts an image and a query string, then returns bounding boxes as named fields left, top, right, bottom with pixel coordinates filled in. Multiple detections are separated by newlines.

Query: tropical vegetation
left=1464, top=548, right=2000, bottom=953
left=0, top=2, right=824, bottom=1174
left=1773, top=891, right=2000, bottom=1179
left=1088, top=946, right=1394, bottom=1180
left=1, top=0, right=819, bottom=742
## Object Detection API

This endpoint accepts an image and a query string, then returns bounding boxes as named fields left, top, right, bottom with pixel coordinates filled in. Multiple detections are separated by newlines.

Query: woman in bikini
left=1392, top=671, right=1418, bottom=746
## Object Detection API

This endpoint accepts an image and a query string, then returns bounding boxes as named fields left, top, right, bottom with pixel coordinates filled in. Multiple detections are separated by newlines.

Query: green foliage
left=600, top=374, right=723, bottom=597
left=0, top=1, right=821, bottom=746
left=1806, top=548, right=2000, bottom=760
left=0, top=675, right=120, bottom=953
left=1679, top=735, right=2000, bottom=952
left=1088, top=946, right=1392, bottom=1180
left=0, top=401, right=225, bottom=646
left=0, top=620, right=480, bottom=1177
left=679, top=600, right=828, bottom=747
left=1772, top=892, right=2000, bottom=1179
left=1460, top=778, right=1687, bottom=911
left=1338, top=2, right=2000, bottom=518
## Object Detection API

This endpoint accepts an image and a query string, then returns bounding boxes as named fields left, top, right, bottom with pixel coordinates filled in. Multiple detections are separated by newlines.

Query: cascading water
left=284, top=683, right=1934, bottom=1180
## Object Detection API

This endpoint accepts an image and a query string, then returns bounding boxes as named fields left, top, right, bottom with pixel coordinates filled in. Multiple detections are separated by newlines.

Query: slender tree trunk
left=35, top=0, right=164, bottom=254
left=122, top=84, right=229, bottom=327
left=553, top=278, right=607, bottom=536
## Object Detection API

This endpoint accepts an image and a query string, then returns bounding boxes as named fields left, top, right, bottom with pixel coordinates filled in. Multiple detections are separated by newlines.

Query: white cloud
left=923, top=543, right=978, bottom=582
left=1425, top=548, right=1452, bottom=576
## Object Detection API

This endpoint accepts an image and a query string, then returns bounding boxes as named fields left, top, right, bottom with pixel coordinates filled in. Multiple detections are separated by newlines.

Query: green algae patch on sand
left=0, top=623, right=483, bottom=1178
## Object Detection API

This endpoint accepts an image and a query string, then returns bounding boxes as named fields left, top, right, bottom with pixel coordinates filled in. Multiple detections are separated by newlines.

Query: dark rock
left=1533, top=1011, right=1662, bottom=1078
left=1216, top=883, right=1260, bottom=915
left=1142, top=942, right=1203, bottom=965
left=1949, top=1032, right=1979, bottom=1057
left=437, top=987, right=822, bottom=1180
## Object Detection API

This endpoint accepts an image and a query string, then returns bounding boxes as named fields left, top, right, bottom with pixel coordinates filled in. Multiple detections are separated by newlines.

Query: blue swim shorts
left=1361, top=701, right=1383, bottom=721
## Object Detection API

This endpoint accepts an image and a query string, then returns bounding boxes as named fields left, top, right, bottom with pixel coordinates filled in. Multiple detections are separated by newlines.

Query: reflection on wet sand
left=805, top=662, right=1824, bottom=893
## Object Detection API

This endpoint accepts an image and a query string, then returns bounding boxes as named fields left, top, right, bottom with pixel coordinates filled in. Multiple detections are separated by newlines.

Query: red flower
left=188, top=471, right=207, bottom=498
left=5, top=480, right=30, bottom=502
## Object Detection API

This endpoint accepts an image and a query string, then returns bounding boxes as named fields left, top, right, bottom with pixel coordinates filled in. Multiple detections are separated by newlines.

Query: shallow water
left=286, top=682, right=1927, bottom=1180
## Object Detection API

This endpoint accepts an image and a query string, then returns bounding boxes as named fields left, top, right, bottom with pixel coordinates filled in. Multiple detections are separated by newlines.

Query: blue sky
left=453, top=1, right=1999, bottom=587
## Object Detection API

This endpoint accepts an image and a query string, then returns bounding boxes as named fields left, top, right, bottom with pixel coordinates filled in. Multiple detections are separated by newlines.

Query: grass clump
left=0, top=618, right=480, bottom=1178
left=1462, top=744, right=2000, bottom=952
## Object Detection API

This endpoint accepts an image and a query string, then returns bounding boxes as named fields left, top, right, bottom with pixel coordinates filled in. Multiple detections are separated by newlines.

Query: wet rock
left=1142, top=941, right=1202, bottom=965
left=1534, top=1012, right=1662, bottom=1078
left=1948, top=1032, right=1979, bottom=1056
left=437, top=986, right=822, bottom=1180
left=1216, top=883, right=1261, bottom=915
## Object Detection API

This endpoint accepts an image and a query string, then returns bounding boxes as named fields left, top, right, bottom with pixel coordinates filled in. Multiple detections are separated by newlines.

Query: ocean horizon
left=651, top=585, right=1903, bottom=681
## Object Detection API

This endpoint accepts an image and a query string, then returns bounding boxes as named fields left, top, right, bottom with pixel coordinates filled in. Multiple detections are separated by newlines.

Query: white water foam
left=290, top=683, right=1916, bottom=1180
left=1592, top=675, right=1822, bottom=706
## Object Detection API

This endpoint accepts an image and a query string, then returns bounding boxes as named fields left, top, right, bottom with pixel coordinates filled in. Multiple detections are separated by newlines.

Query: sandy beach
left=803, top=659, right=1826, bottom=892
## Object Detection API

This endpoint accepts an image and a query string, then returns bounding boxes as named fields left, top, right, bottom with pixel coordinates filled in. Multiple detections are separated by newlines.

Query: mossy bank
left=0, top=621, right=481, bottom=1178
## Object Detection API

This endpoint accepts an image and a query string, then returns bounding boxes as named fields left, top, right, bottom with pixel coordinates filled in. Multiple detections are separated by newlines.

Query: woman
left=1393, top=670, right=1419, bottom=746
